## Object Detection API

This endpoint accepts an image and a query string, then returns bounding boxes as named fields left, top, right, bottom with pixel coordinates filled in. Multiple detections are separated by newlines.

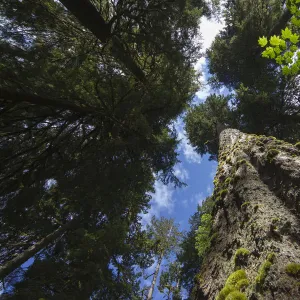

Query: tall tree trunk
left=59, top=0, right=146, bottom=83
left=147, top=252, right=164, bottom=300
left=194, top=129, right=300, bottom=299
left=0, top=218, right=79, bottom=280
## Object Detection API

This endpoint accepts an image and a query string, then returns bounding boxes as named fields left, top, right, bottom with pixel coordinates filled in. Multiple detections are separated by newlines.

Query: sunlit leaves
left=281, top=27, right=293, bottom=40
left=258, top=0, right=300, bottom=76
left=270, top=35, right=281, bottom=46
left=262, top=47, right=276, bottom=59
left=258, top=36, right=268, bottom=47
left=195, top=213, right=212, bottom=257
left=290, top=33, right=300, bottom=44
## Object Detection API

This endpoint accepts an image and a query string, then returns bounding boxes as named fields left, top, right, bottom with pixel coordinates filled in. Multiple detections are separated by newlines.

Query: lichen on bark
left=193, top=129, right=300, bottom=300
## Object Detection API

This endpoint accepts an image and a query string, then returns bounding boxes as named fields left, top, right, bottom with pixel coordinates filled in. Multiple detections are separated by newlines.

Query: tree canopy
left=186, top=0, right=300, bottom=159
left=0, top=0, right=210, bottom=297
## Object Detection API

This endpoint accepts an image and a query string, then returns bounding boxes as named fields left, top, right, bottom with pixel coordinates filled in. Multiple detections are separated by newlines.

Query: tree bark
left=59, top=0, right=146, bottom=82
left=194, top=129, right=300, bottom=299
left=59, top=0, right=111, bottom=43
left=147, top=252, right=164, bottom=300
left=0, top=218, right=79, bottom=280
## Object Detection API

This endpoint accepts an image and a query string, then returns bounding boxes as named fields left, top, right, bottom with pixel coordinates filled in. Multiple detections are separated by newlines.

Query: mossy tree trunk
left=194, top=129, right=300, bottom=300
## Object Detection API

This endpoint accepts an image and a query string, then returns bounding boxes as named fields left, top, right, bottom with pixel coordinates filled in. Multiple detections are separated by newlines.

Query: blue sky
left=141, top=16, right=225, bottom=299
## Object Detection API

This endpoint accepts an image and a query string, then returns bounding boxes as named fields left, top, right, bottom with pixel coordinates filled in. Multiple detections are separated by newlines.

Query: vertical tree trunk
left=194, top=129, right=300, bottom=299
left=147, top=252, right=164, bottom=300
left=58, top=0, right=146, bottom=83
left=0, top=218, right=78, bottom=280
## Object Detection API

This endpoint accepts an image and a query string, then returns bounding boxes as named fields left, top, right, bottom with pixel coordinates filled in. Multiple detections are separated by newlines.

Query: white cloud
left=174, top=118, right=202, bottom=164
left=174, top=164, right=189, bottom=181
left=199, top=17, right=224, bottom=52
left=141, top=179, right=175, bottom=226
left=151, top=180, right=174, bottom=211
left=190, top=192, right=205, bottom=206
left=194, top=16, right=225, bottom=100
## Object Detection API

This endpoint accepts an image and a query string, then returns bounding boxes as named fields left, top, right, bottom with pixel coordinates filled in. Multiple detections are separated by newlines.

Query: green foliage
left=286, top=263, right=300, bottom=277
left=208, top=0, right=283, bottom=89
left=234, top=248, right=250, bottom=266
left=147, top=216, right=182, bottom=257
left=205, top=0, right=300, bottom=147
left=259, top=0, right=300, bottom=76
left=158, top=261, right=182, bottom=299
left=295, top=142, right=300, bottom=149
left=178, top=197, right=214, bottom=295
left=185, top=94, right=234, bottom=160
left=0, top=0, right=208, bottom=297
left=195, top=214, right=212, bottom=257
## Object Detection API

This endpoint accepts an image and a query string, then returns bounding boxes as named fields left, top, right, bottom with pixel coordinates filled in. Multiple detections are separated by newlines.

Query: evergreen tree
left=177, top=197, right=214, bottom=298
left=0, top=0, right=209, bottom=297
left=158, top=261, right=182, bottom=300
left=204, top=0, right=300, bottom=145
left=146, top=217, right=182, bottom=300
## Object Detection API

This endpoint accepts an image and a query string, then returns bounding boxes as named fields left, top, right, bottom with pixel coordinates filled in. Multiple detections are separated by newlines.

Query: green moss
left=214, top=179, right=219, bottom=186
left=217, top=285, right=236, bottom=300
left=256, top=141, right=264, bottom=147
left=219, top=189, right=228, bottom=198
left=236, top=159, right=247, bottom=167
left=255, top=252, right=276, bottom=289
left=286, top=263, right=300, bottom=277
left=225, top=291, right=247, bottom=300
left=226, top=270, right=247, bottom=286
left=211, top=232, right=218, bottom=244
left=272, top=217, right=280, bottom=224
left=234, top=248, right=250, bottom=266
left=241, top=202, right=250, bottom=209
left=267, top=148, right=279, bottom=162
left=255, top=253, right=276, bottom=289
left=217, top=269, right=249, bottom=300
left=194, top=273, right=202, bottom=284
left=255, top=261, right=272, bottom=287
left=266, top=252, right=276, bottom=263
left=225, top=177, right=232, bottom=185
left=295, top=142, right=300, bottom=150
left=232, top=174, right=240, bottom=184
left=235, top=279, right=249, bottom=290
